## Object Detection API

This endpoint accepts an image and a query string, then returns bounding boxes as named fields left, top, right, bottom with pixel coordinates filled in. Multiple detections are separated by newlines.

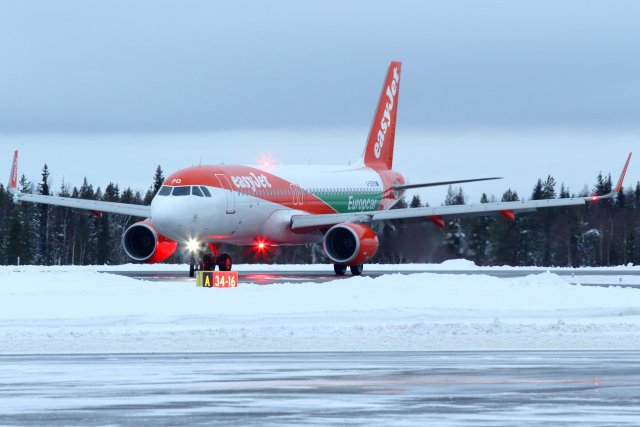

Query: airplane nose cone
left=151, top=197, right=198, bottom=241
left=150, top=194, right=221, bottom=242
left=150, top=197, right=176, bottom=237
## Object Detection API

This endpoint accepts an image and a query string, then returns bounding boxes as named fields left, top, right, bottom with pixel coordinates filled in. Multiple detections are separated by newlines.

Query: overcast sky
left=1, top=0, right=639, bottom=202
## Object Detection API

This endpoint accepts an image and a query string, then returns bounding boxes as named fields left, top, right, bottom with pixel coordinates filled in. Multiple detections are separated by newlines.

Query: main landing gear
left=333, top=264, right=364, bottom=276
left=189, top=244, right=233, bottom=278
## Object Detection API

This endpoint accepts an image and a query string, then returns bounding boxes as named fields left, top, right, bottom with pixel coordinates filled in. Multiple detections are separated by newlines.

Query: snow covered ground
left=1, top=263, right=640, bottom=354
left=7, top=258, right=640, bottom=272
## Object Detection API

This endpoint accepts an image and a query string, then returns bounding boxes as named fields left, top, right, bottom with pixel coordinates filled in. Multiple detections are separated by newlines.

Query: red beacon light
left=251, top=235, right=273, bottom=254
left=259, top=155, right=275, bottom=169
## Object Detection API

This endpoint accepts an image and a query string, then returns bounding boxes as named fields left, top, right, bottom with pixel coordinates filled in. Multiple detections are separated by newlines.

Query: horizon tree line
left=1, top=164, right=638, bottom=267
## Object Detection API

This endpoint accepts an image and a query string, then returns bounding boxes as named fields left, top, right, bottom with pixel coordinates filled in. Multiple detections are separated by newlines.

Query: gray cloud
left=1, top=0, right=639, bottom=133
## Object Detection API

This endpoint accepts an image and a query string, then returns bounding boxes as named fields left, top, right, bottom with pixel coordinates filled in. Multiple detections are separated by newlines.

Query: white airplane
left=8, top=61, right=632, bottom=276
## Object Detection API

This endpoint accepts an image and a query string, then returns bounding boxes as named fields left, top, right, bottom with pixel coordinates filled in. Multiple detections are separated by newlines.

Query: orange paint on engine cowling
left=149, top=238, right=178, bottom=264
left=323, top=223, right=379, bottom=266
left=145, top=221, right=178, bottom=263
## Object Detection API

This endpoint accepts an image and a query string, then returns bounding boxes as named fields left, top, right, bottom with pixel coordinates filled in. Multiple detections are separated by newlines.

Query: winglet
left=615, top=152, right=632, bottom=193
left=587, top=152, right=632, bottom=202
left=8, top=150, right=19, bottom=194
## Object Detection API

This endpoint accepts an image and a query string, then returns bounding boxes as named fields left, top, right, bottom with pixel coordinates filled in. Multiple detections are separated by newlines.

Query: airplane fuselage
left=150, top=164, right=406, bottom=246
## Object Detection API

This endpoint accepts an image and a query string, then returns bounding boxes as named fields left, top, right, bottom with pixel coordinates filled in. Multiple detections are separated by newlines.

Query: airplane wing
left=7, top=151, right=151, bottom=218
left=291, top=153, right=632, bottom=232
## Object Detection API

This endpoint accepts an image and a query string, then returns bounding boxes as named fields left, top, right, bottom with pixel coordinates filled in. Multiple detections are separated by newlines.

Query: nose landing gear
left=217, top=253, right=233, bottom=272
left=188, top=244, right=234, bottom=277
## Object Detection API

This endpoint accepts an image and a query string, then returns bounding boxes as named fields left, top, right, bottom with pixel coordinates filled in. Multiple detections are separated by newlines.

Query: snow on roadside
left=1, top=267, right=640, bottom=354
left=2, top=258, right=640, bottom=273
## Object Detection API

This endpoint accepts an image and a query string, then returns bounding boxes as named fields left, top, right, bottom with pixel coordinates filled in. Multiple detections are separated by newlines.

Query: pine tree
left=144, top=166, right=165, bottom=205
left=442, top=187, right=466, bottom=258
left=152, top=166, right=165, bottom=194
left=95, top=183, right=120, bottom=265
left=18, top=213, right=34, bottom=265
left=6, top=212, right=22, bottom=265
left=625, top=227, right=637, bottom=265
left=468, top=193, right=493, bottom=265
left=52, top=180, right=73, bottom=265
left=79, top=178, right=95, bottom=200
left=502, top=189, right=519, bottom=202
left=553, top=183, right=578, bottom=266
left=542, top=175, right=557, bottom=199
left=444, top=186, right=465, bottom=206
left=13, top=175, right=36, bottom=265
left=96, top=216, right=112, bottom=265
left=540, top=175, right=557, bottom=265
left=0, top=184, right=15, bottom=263
left=488, top=189, right=520, bottom=265
left=73, top=178, right=98, bottom=265
left=37, top=164, right=52, bottom=265
left=531, top=179, right=544, bottom=200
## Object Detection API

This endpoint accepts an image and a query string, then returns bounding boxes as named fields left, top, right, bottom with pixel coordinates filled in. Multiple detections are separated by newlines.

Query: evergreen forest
left=1, top=164, right=638, bottom=267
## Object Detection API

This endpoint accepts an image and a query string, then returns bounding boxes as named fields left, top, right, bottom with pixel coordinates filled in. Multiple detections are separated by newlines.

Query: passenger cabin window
left=192, top=186, right=204, bottom=197
left=172, top=186, right=191, bottom=196
left=158, top=186, right=172, bottom=196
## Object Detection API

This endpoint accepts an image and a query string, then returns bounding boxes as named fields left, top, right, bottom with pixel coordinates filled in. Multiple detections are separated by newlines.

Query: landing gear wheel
left=189, top=263, right=195, bottom=278
left=350, top=264, right=364, bottom=276
left=201, top=254, right=217, bottom=271
left=218, top=253, right=233, bottom=272
left=334, top=264, right=347, bottom=276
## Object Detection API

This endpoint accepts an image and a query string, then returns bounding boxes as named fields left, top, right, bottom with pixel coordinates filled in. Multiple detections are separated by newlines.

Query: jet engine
left=323, top=223, right=379, bottom=265
left=122, top=221, right=178, bottom=263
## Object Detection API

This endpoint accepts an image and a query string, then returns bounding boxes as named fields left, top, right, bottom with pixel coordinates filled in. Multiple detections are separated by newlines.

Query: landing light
left=186, top=239, right=201, bottom=253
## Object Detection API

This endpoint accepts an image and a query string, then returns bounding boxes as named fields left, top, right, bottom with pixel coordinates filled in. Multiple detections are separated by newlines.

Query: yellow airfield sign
left=196, top=271, right=239, bottom=288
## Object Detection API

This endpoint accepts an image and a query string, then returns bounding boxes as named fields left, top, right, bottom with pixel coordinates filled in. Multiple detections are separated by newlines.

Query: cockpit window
left=192, top=186, right=204, bottom=197
left=200, top=186, right=212, bottom=197
left=160, top=185, right=212, bottom=197
left=172, top=186, right=191, bottom=196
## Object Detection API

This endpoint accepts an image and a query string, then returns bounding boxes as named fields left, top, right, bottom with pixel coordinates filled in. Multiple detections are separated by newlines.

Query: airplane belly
left=262, top=209, right=322, bottom=244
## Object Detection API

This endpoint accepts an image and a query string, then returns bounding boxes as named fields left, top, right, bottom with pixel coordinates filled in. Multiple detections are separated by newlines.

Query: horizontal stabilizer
left=395, top=177, right=502, bottom=191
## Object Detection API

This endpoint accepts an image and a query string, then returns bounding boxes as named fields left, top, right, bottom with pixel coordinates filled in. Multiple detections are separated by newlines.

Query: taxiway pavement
left=1, top=351, right=639, bottom=426
left=104, top=268, right=640, bottom=288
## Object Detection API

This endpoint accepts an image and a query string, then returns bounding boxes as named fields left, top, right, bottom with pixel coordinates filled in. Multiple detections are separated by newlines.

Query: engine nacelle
left=122, top=221, right=178, bottom=263
left=323, top=223, right=379, bottom=265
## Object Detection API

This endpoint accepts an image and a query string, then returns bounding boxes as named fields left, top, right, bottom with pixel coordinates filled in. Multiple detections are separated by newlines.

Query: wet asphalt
left=1, top=351, right=639, bottom=427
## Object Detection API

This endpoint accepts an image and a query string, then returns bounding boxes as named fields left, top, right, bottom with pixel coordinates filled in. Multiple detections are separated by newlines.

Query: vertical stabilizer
left=362, top=61, right=401, bottom=171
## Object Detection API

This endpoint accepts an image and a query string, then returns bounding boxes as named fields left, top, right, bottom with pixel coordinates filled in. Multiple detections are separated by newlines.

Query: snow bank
left=3, top=258, right=640, bottom=273
left=1, top=268, right=640, bottom=354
